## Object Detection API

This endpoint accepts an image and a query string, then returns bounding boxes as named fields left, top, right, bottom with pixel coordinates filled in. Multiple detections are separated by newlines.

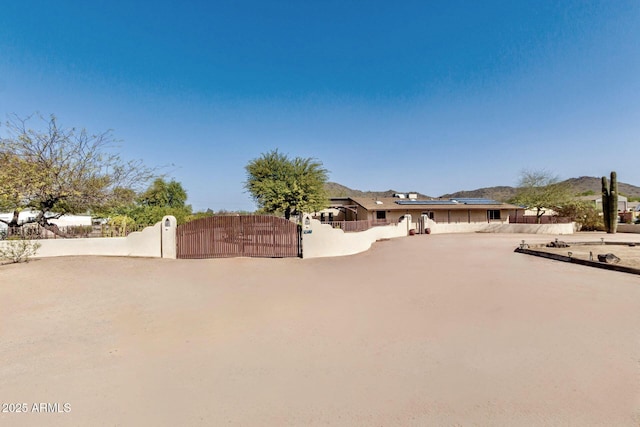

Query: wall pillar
left=161, top=215, right=177, bottom=259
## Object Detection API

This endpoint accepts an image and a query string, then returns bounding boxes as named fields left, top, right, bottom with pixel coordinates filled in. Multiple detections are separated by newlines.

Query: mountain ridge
left=326, top=176, right=640, bottom=202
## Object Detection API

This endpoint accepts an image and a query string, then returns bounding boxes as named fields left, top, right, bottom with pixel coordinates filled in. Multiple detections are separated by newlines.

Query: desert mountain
left=327, top=176, right=640, bottom=203
left=324, top=182, right=431, bottom=199
left=438, top=186, right=516, bottom=202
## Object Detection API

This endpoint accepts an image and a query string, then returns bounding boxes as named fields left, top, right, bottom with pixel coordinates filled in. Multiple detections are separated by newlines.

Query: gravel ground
left=1, top=232, right=639, bottom=426
left=528, top=240, right=640, bottom=269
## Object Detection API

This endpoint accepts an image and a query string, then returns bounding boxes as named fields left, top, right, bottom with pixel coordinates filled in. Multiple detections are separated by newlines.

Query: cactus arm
left=610, top=171, right=618, bottom=233
left=602, top=176, right=610, bottom=232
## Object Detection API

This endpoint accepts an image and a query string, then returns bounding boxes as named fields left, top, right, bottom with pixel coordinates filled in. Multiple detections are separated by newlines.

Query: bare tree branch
left=0, top=113, right=157, bottom=236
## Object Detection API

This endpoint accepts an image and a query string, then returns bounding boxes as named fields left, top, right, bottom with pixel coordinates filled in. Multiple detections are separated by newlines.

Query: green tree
left=0, top=152, right=42, bottom=218
left=127, top=205, right=191, bottom=226
left=510, top=170, right=573, bottom=223
left=245, top=149, right=329, bottom=220
left=105, top=178, right=192, bottom=226
left=0, top=114, right=154, bottom=235
left=138, top=178, right=188, bottom=208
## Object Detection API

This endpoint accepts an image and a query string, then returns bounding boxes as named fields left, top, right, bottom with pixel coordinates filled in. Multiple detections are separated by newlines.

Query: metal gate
left=177, top=215, right=301, bottom=259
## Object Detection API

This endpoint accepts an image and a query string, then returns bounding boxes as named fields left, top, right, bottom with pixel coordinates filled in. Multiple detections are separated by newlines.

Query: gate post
left=161, top=215, right=177, bottom=259
left=404, top=214, right=412, bottom=235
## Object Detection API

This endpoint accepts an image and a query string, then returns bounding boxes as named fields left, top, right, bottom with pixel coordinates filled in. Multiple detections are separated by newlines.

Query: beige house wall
left=377, top=211, right=420, bottom=230
left=314, top=208, right=344, bottom=222
left=385, top=211, right=407, bottom=223
left=388, top=209, right=515, bottom=228
left=326, top=197, right=522, bottom=228
left=353, top=208, right=519, bottom=231
left=360, top=206, right=373, bottom=221
left=450, top=210, right=470, bottom=223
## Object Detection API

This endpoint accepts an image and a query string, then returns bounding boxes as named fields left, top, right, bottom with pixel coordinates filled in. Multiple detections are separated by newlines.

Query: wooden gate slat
left=177, top=215, right=300, bottom=259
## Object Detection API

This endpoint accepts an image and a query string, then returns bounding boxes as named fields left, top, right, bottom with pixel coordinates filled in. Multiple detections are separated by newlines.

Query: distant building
left=576, top=195, right=628, bottom=212
left=314, top=194, right=524, bottom=231
left=0, top=209, right=92, bottom=231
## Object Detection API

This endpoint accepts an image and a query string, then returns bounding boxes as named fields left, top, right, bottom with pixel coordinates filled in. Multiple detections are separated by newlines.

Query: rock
left=597, top=253, right=621, bottom=264
left=547, top=240, right=570, bottom=248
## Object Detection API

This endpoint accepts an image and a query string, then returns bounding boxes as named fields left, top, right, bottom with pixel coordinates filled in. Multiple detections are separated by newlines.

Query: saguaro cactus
left=602, top=176, right=610, bottom=231
left=601, top=171, right=618, bottom=234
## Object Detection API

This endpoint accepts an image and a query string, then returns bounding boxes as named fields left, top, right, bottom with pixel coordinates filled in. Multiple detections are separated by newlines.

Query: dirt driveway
left=1, top=232, right=639, bottom=426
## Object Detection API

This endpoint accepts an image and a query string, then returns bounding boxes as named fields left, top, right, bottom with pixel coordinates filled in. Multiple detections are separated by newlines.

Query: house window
left=488, top=210, right=501, bottom=220
left=376, top=211, right=386, bottom=220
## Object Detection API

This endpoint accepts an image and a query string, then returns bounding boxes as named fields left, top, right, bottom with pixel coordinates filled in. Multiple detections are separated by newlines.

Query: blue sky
left=1, top=1, right=638, bottom=211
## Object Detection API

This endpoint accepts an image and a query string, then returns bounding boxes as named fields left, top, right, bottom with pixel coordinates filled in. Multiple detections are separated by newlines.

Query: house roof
left=576, top=195, right=628, bottom=202
left=346, top=197, right=522, bottom=212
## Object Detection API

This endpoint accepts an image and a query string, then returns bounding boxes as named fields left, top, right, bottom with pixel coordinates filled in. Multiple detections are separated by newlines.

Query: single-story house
left=576, top=195, right=628, bottom=213
left=314, top=194, right=525, bottom=231
left=523, top=208, right=559, bottom=217
left=620, top=201, right=639, bottom=223
left=0, top=209, right=92, bottom=233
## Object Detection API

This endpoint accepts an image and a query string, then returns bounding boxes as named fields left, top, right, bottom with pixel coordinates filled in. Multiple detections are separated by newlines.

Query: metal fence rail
left=322, top=219, right=392, bottom=232
left=509, top=216, right=572, bottom=224
left=0, top=224, right=147, bottom=240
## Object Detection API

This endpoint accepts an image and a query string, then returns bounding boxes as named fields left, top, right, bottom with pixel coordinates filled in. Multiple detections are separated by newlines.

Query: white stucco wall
left=161, top=216, right=177, bottom=259
left=301, top=215, right=410, bottom=259
left=429, top=222, right=575, bottom=235
left=618, top=224, right=640, bottom=234
left=0, top=216, right=178, bottom=259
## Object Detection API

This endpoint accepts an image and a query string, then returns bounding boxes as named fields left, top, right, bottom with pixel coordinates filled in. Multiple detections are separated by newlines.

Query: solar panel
left=452, top=198, right=502, bottom=205
left=395, top=200, right=458, bottom=205
left=462, top=201, right=502, bottom=205
left=395, top=198, right=503, bottom=206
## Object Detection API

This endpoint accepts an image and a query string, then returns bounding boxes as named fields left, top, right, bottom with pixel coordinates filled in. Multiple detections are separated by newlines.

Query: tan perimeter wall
left=302, top=216, right=410, bottom=259
left=0, top=216, right=177, bottom=259
left=618, top=224, right=640, bottom=234
left=428, top=221, right=575, bottom=235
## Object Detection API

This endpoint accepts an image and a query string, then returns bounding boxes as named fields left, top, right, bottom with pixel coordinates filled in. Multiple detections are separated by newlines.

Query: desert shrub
left=106, top=215, right=137, bottom=236
left=64, top=225, right=94, bottom=237
left=556, top=201, right=604, bottom=231
left=109, top=206, right=192, bottom=227
left=0, top=240, right=42, bottom=263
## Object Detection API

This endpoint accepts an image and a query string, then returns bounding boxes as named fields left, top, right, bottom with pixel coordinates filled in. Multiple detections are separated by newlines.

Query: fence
left=0, top=223, right=149, bottom=240
left=321, top=219, right=391, bottom=232
left=509, top=216, right=571, bottom=224
left=0, top=217, right=177, bottom=259
left=177, top=215, right=301, bottom=259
